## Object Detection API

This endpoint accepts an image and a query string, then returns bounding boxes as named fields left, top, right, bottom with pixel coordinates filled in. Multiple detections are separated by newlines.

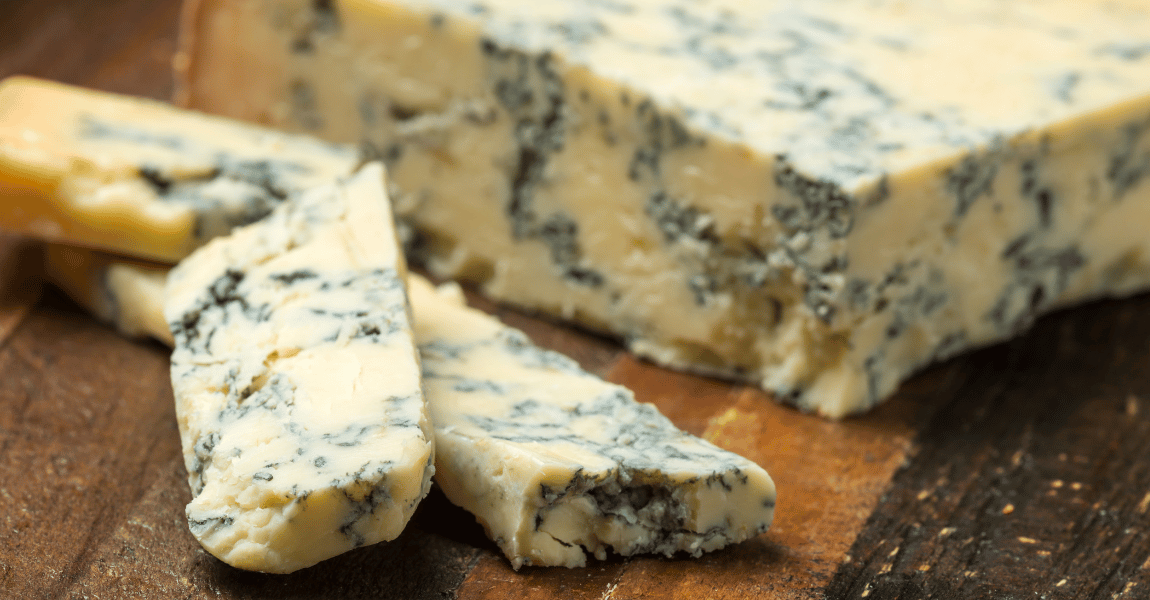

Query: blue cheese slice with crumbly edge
left=163, top=163, right=434, bottom=574
left=46, top=253, right=776, bottom=568
left=408, top=275, right=774, bottom=568
left=179, top=0, right=1150, bottom=416
left=0, top=76, right=358, bottom=262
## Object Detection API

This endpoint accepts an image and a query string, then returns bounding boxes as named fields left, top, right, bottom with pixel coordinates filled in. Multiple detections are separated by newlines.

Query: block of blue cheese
left=163, top=163, right=434, bottom=573
left=46, top=251, right=776, bottom=568
left=0, top=76, right=359, bottom=262
left=179, top=0, right=1150, bottom=416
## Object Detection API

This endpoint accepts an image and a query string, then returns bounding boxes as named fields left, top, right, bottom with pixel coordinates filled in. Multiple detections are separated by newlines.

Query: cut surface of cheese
left=0, top=76, right=359, bottom=262
left=47, top=252, right=776, bottom=568
left=179, top=0, right=1150, bottom=416
left=163, top=163, right=433, bottom=573
left=408, top=275, right=775, bottom=568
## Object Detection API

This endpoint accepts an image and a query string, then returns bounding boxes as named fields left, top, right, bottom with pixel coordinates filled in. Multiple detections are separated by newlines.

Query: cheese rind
left=0, top=76, right=359, bottom=262
left=179, top=0, right=1150, bottom=416
left=163, top=163, right=434, bottom=574
left=48, top=254, right=776, bottom=568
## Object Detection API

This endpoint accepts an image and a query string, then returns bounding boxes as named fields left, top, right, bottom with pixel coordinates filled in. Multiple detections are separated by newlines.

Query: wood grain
left=825, top=294, right=1150, bottom=599
left=0, top=235, right=41, bottom=348
left=0, top=296, right=177, bottom=599
left=2, top=1, right=1150, bottom=599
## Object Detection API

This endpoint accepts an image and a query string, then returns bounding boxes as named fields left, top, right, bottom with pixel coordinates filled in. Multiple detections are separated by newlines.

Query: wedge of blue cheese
left=163, top=163, right=434, bottom=574
left=180, top=0, right=1150, bottom=416
left=0, top=76, right=359, bottom=262
left=46, top=252, right=777, bottom=568
left=408, top=275, right=775, bottom=568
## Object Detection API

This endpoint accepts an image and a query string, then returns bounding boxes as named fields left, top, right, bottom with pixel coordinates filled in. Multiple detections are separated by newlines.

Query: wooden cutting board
left=2, top=1, right=1149, bottom=598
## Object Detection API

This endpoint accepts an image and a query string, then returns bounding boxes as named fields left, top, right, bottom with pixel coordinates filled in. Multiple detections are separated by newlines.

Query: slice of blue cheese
left=407, top=275, right=775, bottom=568
left=163, top=163, right=434, bottom=573
left=0, top=76, right=359, bottom=262
left=45, top=253, right=776, bottom=568
left=44, top=244, right=173, bottom=346
left=180, top=0, right=1150, bottom=416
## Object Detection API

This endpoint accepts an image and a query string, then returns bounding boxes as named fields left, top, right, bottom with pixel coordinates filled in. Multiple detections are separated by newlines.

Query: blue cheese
left=180, top=0, right=1150, bottom=416
left=47, top=254, right=776, bottom=568
left=0, top=76, right=358, bottom=262
left=408, top=275, right=774, bottom=568
left=163, top=163, right=434, bottom=573
left=44, top=244, right=173, bottom=346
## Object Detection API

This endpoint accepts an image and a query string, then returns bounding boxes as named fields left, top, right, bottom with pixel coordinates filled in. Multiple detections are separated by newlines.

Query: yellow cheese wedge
left=0, top=76, right=359, bottom=262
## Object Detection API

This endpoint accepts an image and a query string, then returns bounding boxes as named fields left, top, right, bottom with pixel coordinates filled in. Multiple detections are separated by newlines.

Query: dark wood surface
left=2, top=2, right=1149, bottom=598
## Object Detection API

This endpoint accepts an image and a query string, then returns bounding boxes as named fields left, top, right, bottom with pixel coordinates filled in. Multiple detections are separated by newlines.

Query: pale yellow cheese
left=177, top=0, right=1150, bottom=416
left=44, top=244, right=172, bottom=346
left=0, top=76, right=359, bottom=262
